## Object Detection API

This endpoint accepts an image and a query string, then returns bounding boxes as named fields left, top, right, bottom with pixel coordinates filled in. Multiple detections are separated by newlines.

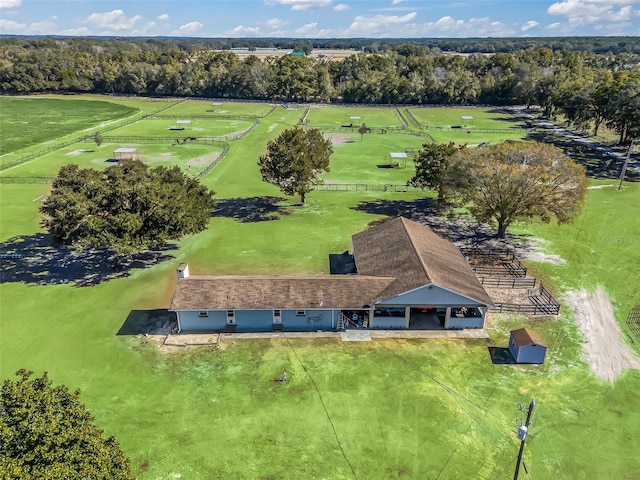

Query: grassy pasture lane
left=1, top=95, right=639, bottom=479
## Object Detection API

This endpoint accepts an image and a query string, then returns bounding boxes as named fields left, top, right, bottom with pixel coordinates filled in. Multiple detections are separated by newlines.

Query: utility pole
left=514, top=398, right=535, bottom=480
left=618, top=138, right=638, bottom=191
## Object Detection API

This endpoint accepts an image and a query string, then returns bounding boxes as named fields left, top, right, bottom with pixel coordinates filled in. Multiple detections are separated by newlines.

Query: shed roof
left=350, top=116, right=361, bottom=120
left=390, top=152, right=408, bottom=159
left=176, top=119, right=191, bottom=124
left=170, top=275, right=394, bottom=310
left=113, top=147, right=137, bottom=153
left=351, top=217, right=493, bottom=305
left=510, top=328, right=545, bottom=347
left=461, top=116, right=474, bottom=120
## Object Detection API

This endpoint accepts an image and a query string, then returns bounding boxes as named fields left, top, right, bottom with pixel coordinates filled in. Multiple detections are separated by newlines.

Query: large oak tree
left=0, top=370, right=135, bottom=479
left=450, top=142, right=589, bottom=237
left=41, top=159, right=215, bottom=254
left=258, top=127, right=332, bottom=206
left=408, top=141, right=464, bottom=205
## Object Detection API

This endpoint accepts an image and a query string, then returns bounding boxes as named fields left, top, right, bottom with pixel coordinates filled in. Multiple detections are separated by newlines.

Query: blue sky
left=1, top=0, right=639, bottom=38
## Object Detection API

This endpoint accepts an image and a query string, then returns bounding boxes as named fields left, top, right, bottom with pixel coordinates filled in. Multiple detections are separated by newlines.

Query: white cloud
left=392, top=0, right=405, bottom=4
left=0, top=18, right=24, bottom=31
left=132, top=21, right=158, bottom=36
left=547, top=22, right=563, bottom=29
left=0, top=0, right=21, bottom=8
left=225, top=24, right=260, bottom=36
left=548, top=0, right=639, bottom=26
left=0, top=17, right=56, bottom=34
left=268, top=0, right=332, bottom=11
left=294, top=21, right=331, bottom=36
left=61, top=26, right=92, bottom=36
left=334, top=3, right=350, bottom=11
left=347, top=12, right=417, bottom=35
left=157, top=13, right=169, bottom=21
left=264, top=17, right=287, bottom=29
left=521, top=20, right=539, bottom=31
left=418, top=16, right=517, bottom=37
left=173, top=21, right=203, bottom=35
left=86, top=10, right=142, bottom=31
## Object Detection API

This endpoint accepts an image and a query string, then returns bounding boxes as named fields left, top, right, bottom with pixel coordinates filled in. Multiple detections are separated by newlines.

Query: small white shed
left=509, top=328, right=547, bottom=364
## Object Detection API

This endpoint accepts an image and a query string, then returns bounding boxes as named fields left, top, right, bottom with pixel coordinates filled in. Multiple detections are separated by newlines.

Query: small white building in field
left=509, top=328, right=547, bottom=364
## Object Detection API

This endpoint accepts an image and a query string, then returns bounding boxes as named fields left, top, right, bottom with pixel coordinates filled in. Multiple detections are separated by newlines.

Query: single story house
left=169, top=217, right=494, bottom=333
left=508, top=328, right=547, bottom=364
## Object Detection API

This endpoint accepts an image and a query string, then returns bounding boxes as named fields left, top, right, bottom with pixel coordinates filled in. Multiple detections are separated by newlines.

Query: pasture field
left=1, top=142, right=223, bottom=178
left=162, top=99, right=276, bottom=117
left=0, top=96, right=137, bottom=155
left=305, top=106, right=405, bottom=128
left=1, top=95, right=639, bottom=479
left=106, top=117, right=255, bottom=138
left=407, top=106, right=524, bottom=129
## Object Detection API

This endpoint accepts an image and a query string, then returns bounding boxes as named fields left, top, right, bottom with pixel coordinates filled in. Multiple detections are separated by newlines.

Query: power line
left=282, top=334, right=358, bottom=480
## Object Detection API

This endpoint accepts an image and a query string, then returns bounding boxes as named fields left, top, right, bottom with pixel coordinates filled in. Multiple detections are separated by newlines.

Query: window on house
left=274, top=309, right=281, bottom=317
left=296, top=310, right=305, bottom=316
left=226, top=310, right=234, bottom=317
left=198, top=311, right=209, bottom=317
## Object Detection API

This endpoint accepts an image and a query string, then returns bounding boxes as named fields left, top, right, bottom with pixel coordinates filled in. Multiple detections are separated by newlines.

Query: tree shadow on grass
left=526, top=130, right=639, bottom=181
left=352, top=198, right=501, bottom=248
left=0, top=233, right=176, bottom=287
left=212, top=196, right=291, bottom=223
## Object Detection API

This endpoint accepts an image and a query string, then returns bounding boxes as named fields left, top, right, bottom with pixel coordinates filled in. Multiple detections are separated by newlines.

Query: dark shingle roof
left=170, top=275, right=394, bottom=310
left=352, top=217, right=493, bottom=305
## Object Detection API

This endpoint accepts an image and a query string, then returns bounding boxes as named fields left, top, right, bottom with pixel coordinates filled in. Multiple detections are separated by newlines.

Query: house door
left=226, top=310, right=235, bottom=326
left=273, top=309, right=282, bottom=325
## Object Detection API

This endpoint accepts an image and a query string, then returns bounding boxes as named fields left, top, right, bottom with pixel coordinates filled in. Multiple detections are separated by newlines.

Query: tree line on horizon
left=1, top=37, right=639, bottom=142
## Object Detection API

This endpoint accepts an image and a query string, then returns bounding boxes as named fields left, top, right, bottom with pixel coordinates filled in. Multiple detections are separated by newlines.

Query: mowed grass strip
left=1, top=94, right=640, bottom=479
left=107, top=117, right=254, bottom=138
left=306, top=106, right=405, bottom=128
left=161, top=99, right=276, bottom=117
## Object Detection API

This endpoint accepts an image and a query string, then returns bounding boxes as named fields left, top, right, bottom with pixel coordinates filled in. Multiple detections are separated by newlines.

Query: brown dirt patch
left=565, top=287, right=640, bottom=381
left=188, top=151, right=220, bottom=167
left=515, top=237, right=566, bottom=264
left=324, top=133, right=357, bottom=146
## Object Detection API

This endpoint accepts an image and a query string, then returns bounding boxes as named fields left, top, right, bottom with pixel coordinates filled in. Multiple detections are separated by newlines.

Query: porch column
left=444, top=307, right=451, bottom=329
left=480, top=307, right=487, bottom=329
left=369, top=306, right=375, bottom=328
left=176, top=311, right=182, bottom=333
left=405, top=307, right=410, bottom=329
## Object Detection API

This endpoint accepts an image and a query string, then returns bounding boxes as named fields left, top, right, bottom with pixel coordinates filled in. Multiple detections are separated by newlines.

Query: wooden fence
left=314, top=183, right=423, bottom=192
left=494, top=284, right=560, bottom=316
left=477, top=276, right=536, bottom=288
left=461, top=247, right=528, bottom=278
left=0, top=176, right=53, bottom=184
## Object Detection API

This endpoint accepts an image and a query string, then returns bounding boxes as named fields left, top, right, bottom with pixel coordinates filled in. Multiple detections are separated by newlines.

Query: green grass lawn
left=107, top=117, right=254, bottom=138
left=0, top=97, right=137, bottom=155
left=162, top=99, right=276, bottom=117
left=407, top=107, right=525, bottom=129
left=306, top=106, right=405, bottom=128
left=1, top=94, right=639, bottom=479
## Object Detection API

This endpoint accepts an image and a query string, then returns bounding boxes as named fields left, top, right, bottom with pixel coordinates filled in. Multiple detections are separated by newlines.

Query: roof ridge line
left=399, top=217, right=432, bottom=282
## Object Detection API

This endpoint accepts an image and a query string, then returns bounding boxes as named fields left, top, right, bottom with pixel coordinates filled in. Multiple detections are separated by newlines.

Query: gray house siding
left=378, top=284, right=486, bottom=307
left=178, top=310, right=226, bottom=332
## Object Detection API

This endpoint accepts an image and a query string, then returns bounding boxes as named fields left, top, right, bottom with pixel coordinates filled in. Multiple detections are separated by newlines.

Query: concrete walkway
left=213, top=329, right=489, bottom=341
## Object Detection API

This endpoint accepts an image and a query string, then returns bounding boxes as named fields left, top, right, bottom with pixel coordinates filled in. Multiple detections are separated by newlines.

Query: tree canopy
left=408, top=142, right=463, bottom=204
left=0, top=369, right=135, bottom=479
left=40, top=159, right=216, bottom=254
left=258, top=127, right=333, bottom=206
left=448, top=142, right=589, bottom=237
